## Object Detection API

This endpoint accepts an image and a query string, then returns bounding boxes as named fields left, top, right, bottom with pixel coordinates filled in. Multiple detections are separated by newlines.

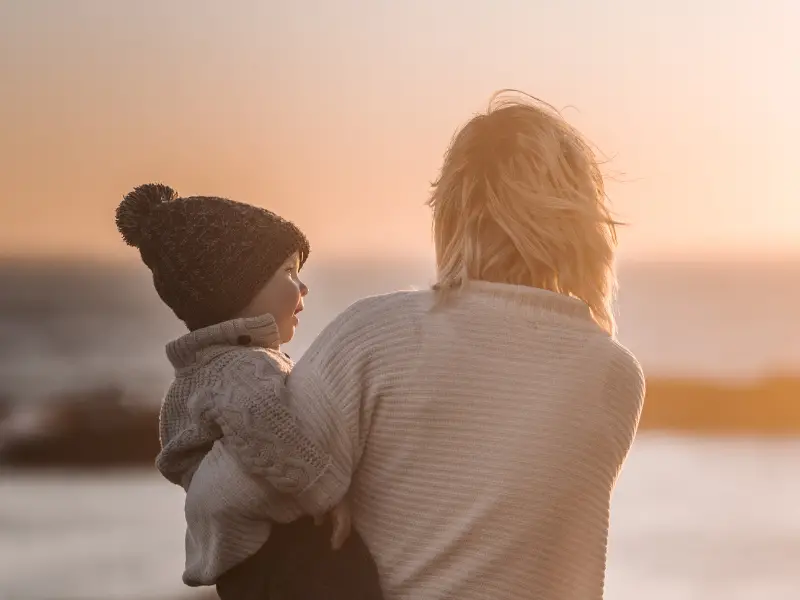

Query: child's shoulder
left=203, top=345, right=293, bottom=383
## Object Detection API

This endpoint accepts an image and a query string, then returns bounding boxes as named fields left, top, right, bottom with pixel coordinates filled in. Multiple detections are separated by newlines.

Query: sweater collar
left=166, top=314, right=281, bottom=369
left=463, top=280, right=595, bottom=322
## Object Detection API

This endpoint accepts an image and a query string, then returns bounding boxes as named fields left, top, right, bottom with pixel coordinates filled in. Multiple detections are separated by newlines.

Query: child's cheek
left=279, top=281, right=301, bottom=317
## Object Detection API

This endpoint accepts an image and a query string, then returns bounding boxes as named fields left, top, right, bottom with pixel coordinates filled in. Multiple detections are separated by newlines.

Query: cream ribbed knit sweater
left=275, top=281, right=645, bottom=600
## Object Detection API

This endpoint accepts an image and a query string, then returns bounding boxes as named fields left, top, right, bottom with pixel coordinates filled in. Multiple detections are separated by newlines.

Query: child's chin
left=281, top=325, right=297, bottom=344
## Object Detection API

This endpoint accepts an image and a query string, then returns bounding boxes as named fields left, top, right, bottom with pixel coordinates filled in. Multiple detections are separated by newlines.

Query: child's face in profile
left=239, top=252, right=308, bottom=344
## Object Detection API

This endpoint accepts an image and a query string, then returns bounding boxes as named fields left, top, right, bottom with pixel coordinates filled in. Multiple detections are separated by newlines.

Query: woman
left=284, top=91, right=645, bottom=600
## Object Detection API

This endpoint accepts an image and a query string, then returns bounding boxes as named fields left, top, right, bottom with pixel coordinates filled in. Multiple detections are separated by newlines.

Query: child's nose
left=299, top=281, right=309, bottom=296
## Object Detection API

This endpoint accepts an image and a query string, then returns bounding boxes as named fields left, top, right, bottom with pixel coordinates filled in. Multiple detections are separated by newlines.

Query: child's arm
left=189, top=352, right=349, bottom=516
left=195, top=295, right=391, bottom=527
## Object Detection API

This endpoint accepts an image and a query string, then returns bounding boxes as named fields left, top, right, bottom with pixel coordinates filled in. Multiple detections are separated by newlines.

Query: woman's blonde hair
left=428, top=90, right=620, bottom=334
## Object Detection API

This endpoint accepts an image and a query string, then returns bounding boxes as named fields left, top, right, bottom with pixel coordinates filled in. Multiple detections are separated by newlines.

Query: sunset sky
left=1, top=0, right=798, bottom=261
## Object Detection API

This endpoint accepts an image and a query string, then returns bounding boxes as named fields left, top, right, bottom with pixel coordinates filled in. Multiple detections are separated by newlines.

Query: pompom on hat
left=116, top=183, right=178, bottom=247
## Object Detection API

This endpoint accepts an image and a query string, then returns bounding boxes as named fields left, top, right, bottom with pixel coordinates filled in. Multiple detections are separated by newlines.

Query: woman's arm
left=190, top=351, right=349, bottom=516
left=281, top=295, right=391, bottom=512
left=603, top=342, right=646, bottom=482
left=205, top=294, right=395, bottom=520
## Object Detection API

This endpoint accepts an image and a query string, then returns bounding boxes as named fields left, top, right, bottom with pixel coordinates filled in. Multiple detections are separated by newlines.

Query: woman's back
left=293, top=283, right=644, bottom=600
left=285, top=91, right=645, bottom=600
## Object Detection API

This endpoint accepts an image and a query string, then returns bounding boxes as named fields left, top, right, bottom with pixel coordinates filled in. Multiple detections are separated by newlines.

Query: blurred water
left=1, top=435, right=799, bottom=600
left=1, top=259, right=800, bottom=406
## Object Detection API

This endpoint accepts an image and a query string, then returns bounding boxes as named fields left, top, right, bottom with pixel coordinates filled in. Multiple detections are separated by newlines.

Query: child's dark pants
left=216, top=516, right=383, bottom=600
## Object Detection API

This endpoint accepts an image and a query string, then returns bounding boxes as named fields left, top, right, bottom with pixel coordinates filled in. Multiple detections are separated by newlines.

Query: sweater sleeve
left=280, top=298, right=387, bottom=515
left=191, top=352, right=349, bottom=515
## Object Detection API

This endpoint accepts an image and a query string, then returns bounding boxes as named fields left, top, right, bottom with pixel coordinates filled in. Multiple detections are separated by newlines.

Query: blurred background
left=1, top=1, right=799, bottom=599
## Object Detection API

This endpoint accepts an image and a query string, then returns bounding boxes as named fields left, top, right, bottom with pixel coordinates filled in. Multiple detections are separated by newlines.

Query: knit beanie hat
left=115, top=183, right=310, bottom=331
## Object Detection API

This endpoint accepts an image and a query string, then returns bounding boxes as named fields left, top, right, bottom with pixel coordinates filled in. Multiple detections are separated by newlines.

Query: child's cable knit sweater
left=156, top=314, right=347, bottom=586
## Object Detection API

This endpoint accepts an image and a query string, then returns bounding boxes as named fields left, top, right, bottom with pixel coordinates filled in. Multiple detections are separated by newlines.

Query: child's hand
left=313, top=500, right=352, bottom=550
left=329, top=500, right=352, bottom=550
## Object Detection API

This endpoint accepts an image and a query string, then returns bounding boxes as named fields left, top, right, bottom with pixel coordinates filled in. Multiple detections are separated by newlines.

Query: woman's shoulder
left=329, top=289, right=432, bottom=329
left=347, top=287, right=429, bottom=312
left=304, top=290, right=431, bottom=360
left=602, top=337, right=646, bottom=400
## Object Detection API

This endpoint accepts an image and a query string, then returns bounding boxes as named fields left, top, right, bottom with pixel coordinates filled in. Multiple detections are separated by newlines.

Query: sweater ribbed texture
left=279, top=281, right=645, bottom=600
